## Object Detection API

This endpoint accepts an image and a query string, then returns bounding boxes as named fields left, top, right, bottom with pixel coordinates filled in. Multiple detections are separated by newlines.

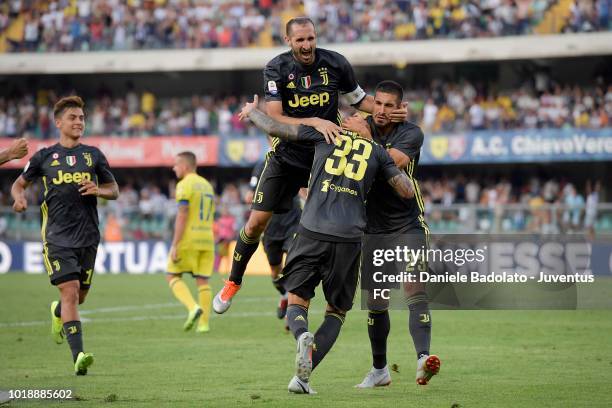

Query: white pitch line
left=0, top=297, right=281, bottom=328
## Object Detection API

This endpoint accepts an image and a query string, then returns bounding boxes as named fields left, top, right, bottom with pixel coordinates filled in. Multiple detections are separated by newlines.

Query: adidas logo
left=294, top=315, right=306, bottom=322
left=50, top=160, right=60, bottom=167
left=287, top=81, right=296, bottom=89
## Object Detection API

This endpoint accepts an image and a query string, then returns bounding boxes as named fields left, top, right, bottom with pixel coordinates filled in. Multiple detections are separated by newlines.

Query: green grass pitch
left=1, top=273, right=611, bottom=407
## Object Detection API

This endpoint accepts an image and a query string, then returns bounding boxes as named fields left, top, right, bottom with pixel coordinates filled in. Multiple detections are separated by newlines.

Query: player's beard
left=373, top=115, right=390, bottom=128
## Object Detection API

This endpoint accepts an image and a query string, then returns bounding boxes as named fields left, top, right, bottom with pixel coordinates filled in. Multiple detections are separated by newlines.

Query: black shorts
left=279, top=234, right=361, bottom=312
left=251, top=153, right=310, bottom=214
left=361, top=226, right=429, bottom=292
left=262, top=234, right=294, bottom=266
left=44, top=243, right=97, bottom=289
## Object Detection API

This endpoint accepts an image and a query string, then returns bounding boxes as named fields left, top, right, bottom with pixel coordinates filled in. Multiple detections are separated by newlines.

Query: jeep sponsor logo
left=52, top=171, right=92, bottom=185
left=288, top=92, right=330, bottom=108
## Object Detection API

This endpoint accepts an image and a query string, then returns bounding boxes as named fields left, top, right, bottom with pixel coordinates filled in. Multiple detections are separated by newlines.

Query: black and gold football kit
left=362, top=118, right=429, bottom=292
left=279, top=126, right=400, bottom=311
left=365, top=117, right=427, bottom=235
left=250, top=161, right=301, bottom=266
left=254, top=48, right=367, bottom=213
left=22, top=143, right=115, bottom=287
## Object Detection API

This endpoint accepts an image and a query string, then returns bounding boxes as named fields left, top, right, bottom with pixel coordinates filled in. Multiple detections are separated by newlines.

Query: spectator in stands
left=5, top=0, right=610, bottom=54
left=1, top=77, right=611, bottom=138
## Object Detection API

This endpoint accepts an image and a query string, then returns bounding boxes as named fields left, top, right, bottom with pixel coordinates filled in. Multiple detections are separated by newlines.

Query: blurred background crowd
left=1, top=76, right=611, bottom=138
left=1, top=0, right=610, bottom=53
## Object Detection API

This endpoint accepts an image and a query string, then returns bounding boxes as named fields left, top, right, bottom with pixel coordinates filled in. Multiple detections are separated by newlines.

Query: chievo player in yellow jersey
left=166, top=151, right=216, bottom=333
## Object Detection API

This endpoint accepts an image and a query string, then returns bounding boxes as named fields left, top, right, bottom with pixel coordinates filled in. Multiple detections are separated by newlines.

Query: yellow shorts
left=167, top=248, right=214, bottom=278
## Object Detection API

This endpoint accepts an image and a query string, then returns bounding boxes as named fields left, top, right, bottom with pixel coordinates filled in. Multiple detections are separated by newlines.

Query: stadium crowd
left=0, top=174, right=604, bottom=239
left=1, top=78, right=611, bottom=138
left=2, top=0, right=610, bottom=53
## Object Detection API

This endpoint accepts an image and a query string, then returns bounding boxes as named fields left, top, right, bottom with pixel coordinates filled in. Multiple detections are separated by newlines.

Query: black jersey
left=250, top=161, right=301, bottom=240
left=365, top=117, right=426, bottom=234
left=22, top=143, right=116, bottom=248
left=263, top=48, right=366, bottom=171
left=295, top=126, right=400, bottom=241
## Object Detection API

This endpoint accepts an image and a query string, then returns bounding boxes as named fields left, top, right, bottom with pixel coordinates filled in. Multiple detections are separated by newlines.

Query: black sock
left=407, top=292, right=431, bottom=359
left=54, top=301, right=61, bottom=318
left=229, top=228, right=260, bottom=285
left=286, top=304, right=309, bottom=340
left=368, top=310, right=390, bottom=369
left=272, top=277, right=286, bottom=296
left=312, top=312, right=345, bottom=370
left=63, top=321, right=83, bottom=362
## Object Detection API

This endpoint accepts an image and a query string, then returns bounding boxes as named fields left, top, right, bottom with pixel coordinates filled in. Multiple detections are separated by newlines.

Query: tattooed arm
left=387, top=173, right=415, bottom=199
left=239, top=95, right=302, bottom=141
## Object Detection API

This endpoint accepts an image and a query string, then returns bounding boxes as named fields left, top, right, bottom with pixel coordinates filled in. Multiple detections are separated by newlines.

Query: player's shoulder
left=266, top=50, right=293, bottom=68
left=317, top=48, right=350, bottom=67
left=396, top=120, right=423, bottom=133
left=31, top=143, right=59, bottom=161
left=394, top=121, right=424, bottom=142
left=195, top=174, right=214, bottom=190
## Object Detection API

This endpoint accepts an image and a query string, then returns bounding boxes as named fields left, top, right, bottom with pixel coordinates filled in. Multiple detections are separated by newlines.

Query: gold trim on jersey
left=40, top=201, right=52, bottom=275
left=404, top=160, right=429, bottom=236
left=253, top=153, right=271, bottom=201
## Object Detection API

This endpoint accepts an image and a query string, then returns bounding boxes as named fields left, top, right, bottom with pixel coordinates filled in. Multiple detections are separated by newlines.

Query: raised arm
left=240, top=95, right=300, bottom=141
left=0, top=138, right=28, bottom=166
left=387, top=173, right=415, bottom=199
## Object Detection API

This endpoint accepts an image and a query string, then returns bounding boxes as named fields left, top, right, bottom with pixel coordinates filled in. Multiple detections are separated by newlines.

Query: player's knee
left=288, top=292, right=309, bottom=308
left=166, top=274, right=180, bottom=284
left=269, top=264, right=281, bottom=278
left=195, top=276, right=209, bottom=287
left=325, top=304, right=347, bottom=316
left=404, top=282, right=426, bottom=297
left=78, top=291, right=88, bottom=304
left=59, top=284, right=79, bottom=305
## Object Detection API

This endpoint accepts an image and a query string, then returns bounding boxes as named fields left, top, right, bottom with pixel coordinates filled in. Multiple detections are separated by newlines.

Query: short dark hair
left=177, top=151, right=197, bottom=168
left=54, top=95, right=85, bottom=119
left=375, top=80, right=404, bottom=105
left=286, top=17, right=315, bottom=36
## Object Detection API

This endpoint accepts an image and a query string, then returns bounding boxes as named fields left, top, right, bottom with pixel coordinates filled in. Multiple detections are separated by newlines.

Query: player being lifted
left=240, top=95, right=415, bottom=394
left=11, top=96, right=119, bottom=375
left=345, top=81, right=440, bottom=388
left=249, top=157, right=302, bottom=319
left=213, top=17, right=407, bottom=313
left=165, top=152, right=216, bottom=333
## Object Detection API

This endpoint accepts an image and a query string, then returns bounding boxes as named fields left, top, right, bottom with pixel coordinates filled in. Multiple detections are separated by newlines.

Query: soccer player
left=213, top=16, right=408, bottom=313
left=239, top=95, right=415, bottom=394
left=0, top=137, right=28, bottom=166
left=166, top=151, right=215, bottom=333
left=10, top=96, right=119, bottom=375
left=348, top=81, right=440, bottom=388
left=249, top=159, right=301, bottom=319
